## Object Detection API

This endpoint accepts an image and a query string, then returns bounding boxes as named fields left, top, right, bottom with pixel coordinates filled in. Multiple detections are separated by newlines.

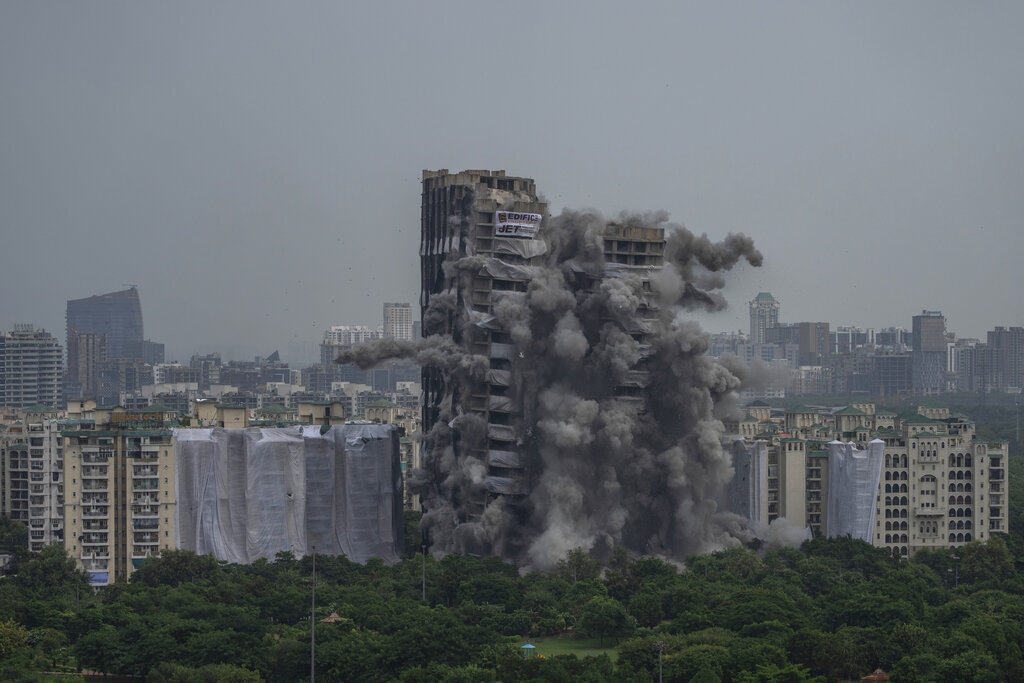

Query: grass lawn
left=519, top=635, right=620, bottom=662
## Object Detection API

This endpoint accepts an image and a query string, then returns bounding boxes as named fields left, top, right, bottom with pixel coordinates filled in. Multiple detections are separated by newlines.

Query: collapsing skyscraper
left=420, top=170, right=553, bottom=508
left=340, top=169, right=762, bottom=567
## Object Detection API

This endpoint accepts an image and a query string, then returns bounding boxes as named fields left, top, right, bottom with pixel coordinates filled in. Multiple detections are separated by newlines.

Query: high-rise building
left=420, top=170, right=549, bottom=506
left=67, top=331, right=106, bottom=400
left=21, top=407, right=65, bottom=551
left=419, top=169, right=665, bottom=553
left=912, top=310, right=946, bottom=394
left=62, top=401, right=177, bottom=586
left=66, top=287, right=144, bottom=362
left=383, top=303, right=413, bottom=341
left=797, top=322, right=830, bottom=366
left=984, top=326, right=1024, bottom=393
left=749, top=292, right=780, bottom=345
left=0, top=326, right=63, bottom=409
left=140, top=340, right=165, bottom=366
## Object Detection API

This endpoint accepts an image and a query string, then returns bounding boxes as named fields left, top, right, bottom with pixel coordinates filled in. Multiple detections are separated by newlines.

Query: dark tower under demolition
left=418, top=170, right=665, bottom=555
left=420, top=170, right=549, bottom=522
left=340, top=168, right=760, bottom=566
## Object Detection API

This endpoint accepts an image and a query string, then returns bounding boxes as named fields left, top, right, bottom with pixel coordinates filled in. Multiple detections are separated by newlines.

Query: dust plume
left=340, top=207, right=764, bottom=568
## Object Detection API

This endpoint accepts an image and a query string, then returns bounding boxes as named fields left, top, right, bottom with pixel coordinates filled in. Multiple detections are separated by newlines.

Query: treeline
left=2, top=533, right=1024, bottom=682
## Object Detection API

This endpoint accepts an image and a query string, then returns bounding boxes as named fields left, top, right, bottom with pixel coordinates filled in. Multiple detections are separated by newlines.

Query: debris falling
left=338, top=206, right=762, bottom=569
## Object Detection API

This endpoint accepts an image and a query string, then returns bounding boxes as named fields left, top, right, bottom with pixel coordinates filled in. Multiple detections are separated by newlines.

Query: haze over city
left=2, top=2, right=1022, bottom=362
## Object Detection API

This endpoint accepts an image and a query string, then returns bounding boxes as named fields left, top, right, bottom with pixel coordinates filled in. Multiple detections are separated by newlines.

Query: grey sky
left=2, top=2, right=1021, bottom=364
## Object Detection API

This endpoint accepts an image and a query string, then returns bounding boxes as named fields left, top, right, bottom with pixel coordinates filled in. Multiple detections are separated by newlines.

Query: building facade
left=419, top=170, right=667, bottom=554
left=383, top=303, right=413, bottom=341
left=749, top=292, right=780, bottom=345
left=66, top=287, right=144, bottom=364
left=62, top=402, right=176, bottom=586
left=420, top=169, right=549, bottom=516
left=912, top=310, right=946, bottom=394
left=0, top=326, right=63, bottom=409
left=727, top=401, right=1008, bottom=557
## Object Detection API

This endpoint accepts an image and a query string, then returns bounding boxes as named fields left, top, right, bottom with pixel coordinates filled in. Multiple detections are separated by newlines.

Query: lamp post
left=310, top=545, right=316, bottom=683
left=422, top=544, right=426, bottom=602
left=653, top=641, right=666, bottom=683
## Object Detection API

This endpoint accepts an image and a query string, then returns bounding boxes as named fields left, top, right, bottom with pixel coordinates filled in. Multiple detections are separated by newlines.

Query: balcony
left=132, top=479, right=159, bottom=492
left=82, top=507, right=108, bottom=518
left=134, top=533, right=159, bottom=544
left=81, top=534, right=108, bottom=545
left=132, top=495, right=159, bottom=506
left=82, top=521, right=108, bottom=531
left=82, top=482, right=107, bottom=492
left=80, top=551, right=110, bottom=560
left=132, top=506, right=159, bottom=517
left=132, top=467, right=158, bottom=477
left=133, top=519, right=159, bottom=530
left=81, top=494, right=108, bottom=505
left=916, top=507, right=945, bottom=517
left=82, top=466, right=107, bottom=478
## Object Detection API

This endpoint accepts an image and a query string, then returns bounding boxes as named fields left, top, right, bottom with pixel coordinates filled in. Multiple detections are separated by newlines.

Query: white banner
left=494, top=211, right=541, bottom=238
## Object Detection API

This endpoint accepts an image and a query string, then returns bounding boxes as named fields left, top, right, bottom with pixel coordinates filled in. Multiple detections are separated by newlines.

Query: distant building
left=749, top=293, right=780, bottom=345
left=140, top=340, right=165, bottom=366
left=0, top=326, right=63, bottom=409
left=66, top=287, right=144, bottom=363
left=983, top=326, right=1024, bottom=393
left=912, top=310, right=946, bottom=394
left=67, top=331, right=106, bottom=400
left=798, top=322, right=830, bottom=367
left=383, top=303, right=413, bottom=341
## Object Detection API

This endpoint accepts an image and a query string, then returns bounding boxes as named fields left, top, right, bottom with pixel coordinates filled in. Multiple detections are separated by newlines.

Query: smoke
left=340, top=207, right=765, bottom=568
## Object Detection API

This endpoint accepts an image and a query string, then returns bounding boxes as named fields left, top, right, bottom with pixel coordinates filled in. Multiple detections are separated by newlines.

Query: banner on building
left=495, top=211, right=541, bottom=238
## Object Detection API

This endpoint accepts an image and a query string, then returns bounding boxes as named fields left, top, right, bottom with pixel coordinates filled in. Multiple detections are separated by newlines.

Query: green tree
left=0, top=619, right=28, bottom=658
left=735, top=662, right=814, bottom=683
left=578, top=596, right=634, bottom=646
left=148, top=661, right=263, bottom=682
left=15, top=545, right=89, bottom=600
left=130, top=550, right=220, bottom=587
left=0, top=517, right=27, bottom=554
left=958, top=537, right=1014, bottom=585
left=555, top=547, right=601, bottom=584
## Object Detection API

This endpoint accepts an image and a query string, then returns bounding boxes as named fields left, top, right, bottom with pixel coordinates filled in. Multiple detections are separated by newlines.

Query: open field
left=519, top=635, right=620, bottom=662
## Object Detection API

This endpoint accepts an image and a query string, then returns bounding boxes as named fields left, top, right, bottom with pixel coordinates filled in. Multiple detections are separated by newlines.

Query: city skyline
left=2, top=3, right=1023, bottom=357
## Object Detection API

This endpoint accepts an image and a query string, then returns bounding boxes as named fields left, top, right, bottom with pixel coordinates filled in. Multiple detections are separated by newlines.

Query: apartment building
left=0, top=326, right=63, bottom=409
left=727, top=401, right=1008, bottom=557
left=62, top=401, right=176, bottom=586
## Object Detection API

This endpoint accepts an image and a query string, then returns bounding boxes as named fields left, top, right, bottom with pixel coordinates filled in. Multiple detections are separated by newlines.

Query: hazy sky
left=2, top=2, right=1022, bottom=364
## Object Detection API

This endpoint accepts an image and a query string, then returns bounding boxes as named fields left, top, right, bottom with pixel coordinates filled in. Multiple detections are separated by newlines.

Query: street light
left=311, top=545, right=316, bottom=683
left=653, top=641, right=666, bottom=683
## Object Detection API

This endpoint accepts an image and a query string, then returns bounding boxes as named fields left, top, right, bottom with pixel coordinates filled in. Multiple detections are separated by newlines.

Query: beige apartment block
left=728, top=401, right=1008, bottom=558
left=62, top=405, right=176, bottom=586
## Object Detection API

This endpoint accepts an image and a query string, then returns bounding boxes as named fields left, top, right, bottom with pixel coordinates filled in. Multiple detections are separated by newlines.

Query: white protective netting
left=173, top=424, right=403, bottom=563
left=826, top=439, right=884, bottom=542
